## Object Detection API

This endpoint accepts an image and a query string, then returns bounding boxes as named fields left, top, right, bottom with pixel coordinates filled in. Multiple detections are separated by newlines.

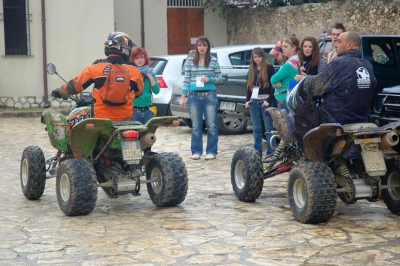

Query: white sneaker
left=205, top=154, right=216, bottom=160
left=192, top=154, right=201, bottom=160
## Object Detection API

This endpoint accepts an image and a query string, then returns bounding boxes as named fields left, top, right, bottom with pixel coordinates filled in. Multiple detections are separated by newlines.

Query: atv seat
left=112, top=121, right=143, bottom=126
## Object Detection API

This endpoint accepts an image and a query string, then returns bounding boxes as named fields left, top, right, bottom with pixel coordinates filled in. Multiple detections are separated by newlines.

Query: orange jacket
left=60, top=55, right=143, bottom=121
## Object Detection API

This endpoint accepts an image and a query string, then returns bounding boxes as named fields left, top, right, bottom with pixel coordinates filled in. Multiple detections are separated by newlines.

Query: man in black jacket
left=299, top=31, right=377, bottom=125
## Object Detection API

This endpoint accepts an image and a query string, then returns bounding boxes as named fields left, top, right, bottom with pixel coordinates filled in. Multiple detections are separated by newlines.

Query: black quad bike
left=20, top=63, right=188, bottom=216
left=231, top=106, right=400, bottom=224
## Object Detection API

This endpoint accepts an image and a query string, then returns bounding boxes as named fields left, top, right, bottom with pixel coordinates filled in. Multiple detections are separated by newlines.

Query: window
left=243, top=48, right=278, bottom=66
left=230, top=52, right=244, bottom=65
left=2, top=0, right=31, bottom=56
left=365, top=39, right=397, bottom=68
left=167, top=0, right=203, bottom=7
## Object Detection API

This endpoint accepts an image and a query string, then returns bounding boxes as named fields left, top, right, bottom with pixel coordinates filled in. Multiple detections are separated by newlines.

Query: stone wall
left=0, top=97, right=73, bottom=109
left=226, top=0, right=400, bottom=45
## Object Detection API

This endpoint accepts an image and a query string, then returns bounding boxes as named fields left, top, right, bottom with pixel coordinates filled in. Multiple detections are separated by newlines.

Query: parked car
left=170, top=44, right=279, bottom=134
left=149, top=54, right=187, bottom=116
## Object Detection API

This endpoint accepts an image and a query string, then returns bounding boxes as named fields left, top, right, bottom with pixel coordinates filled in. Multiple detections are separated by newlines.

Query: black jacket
left=299, top=50, right=377, bottom=125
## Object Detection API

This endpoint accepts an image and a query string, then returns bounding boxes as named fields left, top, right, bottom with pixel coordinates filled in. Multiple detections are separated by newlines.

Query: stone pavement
left=0, top=114, right=400, bottom=265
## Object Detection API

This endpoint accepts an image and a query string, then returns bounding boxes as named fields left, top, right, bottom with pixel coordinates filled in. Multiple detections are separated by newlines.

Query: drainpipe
left=140, top=0, right=145, bottom=48
left=41, top=0, right=49, bottom=107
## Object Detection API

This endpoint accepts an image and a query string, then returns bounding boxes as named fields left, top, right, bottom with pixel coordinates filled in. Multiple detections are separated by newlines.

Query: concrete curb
left=0, top=108, right=70, bottom=118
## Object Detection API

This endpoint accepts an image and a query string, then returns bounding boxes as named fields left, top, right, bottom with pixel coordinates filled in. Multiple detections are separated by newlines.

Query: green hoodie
left=133, top=72, right=160, bottom=107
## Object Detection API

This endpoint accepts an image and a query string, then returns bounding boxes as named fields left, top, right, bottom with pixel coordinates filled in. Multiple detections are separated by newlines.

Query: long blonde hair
left=247, top=47, right=270, bottom=90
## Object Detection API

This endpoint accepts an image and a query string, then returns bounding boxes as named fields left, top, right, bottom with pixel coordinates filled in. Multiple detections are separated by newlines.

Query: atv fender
left=41, top=110, right=69, bottom=151
left=303, top=123, right=343, bottom=162
left=382, top=121, right=400, bottom=132
left=144, top=116, right=178, bottom=134
left=69, top=118, right=114, bottom=158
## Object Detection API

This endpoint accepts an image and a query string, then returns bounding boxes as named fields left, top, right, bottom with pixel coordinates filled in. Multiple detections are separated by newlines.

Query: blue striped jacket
left=181, top=56, right=222, bottom=95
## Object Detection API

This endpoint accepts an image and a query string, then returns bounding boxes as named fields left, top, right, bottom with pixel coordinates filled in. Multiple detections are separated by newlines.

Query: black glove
left=51, top=88, right=66, bottom=99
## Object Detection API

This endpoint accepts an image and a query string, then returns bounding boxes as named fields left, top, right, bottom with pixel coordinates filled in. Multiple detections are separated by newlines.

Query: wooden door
left=167, top=8, right=204, bottom=55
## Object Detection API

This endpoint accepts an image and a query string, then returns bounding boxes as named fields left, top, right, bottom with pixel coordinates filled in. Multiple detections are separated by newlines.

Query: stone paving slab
left=0, top=116, right=400, bottom=265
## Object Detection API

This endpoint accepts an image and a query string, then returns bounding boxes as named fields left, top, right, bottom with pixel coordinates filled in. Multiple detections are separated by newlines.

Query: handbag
left=293, top=83, right=322, bottom=151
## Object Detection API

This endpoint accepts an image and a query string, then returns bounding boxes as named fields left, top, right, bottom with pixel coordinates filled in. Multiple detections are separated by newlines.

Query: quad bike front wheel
left=288, top=162, right=337, bottom=224
left=381, top=157, right=400, bottom=214
left=146, top=152, right=188, bottom=206
left=56, top=158, right=98, bottom=216
left=231, top=147, right=264, bottom=202
left=20, top=145, right=46, bottom=200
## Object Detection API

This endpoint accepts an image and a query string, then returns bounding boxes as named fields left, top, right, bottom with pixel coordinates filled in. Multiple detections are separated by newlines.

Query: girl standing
left=270, top=35, right=301, bottom=113
left=294, top=36, right=321, bottom=82
left=179, top=36, right=222, bottom=160
left=244, top=48, right=276, bottom=158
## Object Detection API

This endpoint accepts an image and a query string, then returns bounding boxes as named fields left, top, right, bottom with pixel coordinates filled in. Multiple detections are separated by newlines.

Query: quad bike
left=20, top=63, right=188, bottom=216
left=231, top=95, right=400, bottom=224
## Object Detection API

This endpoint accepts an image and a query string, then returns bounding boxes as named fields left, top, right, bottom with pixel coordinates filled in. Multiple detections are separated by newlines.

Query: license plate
left=121, top=140, right=142, bottom=161
left=362, top=150, right=386, bottom=176
left=220, top=101, right=236, bottom=111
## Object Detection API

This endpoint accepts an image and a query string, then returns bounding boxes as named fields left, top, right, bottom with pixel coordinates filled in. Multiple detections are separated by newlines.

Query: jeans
left=277, top=100, right=289, bottom=114
left=249, top=99, right=275, bottom=156
left=133, top=109, right=154, bottom=125
left=133, top=109, right=154, bottom=153
left=188, top=91, right=218, bottom=155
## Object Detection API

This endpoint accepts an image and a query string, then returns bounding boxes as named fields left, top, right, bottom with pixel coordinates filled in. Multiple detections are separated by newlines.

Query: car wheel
left=218, top=111, right=248, bottom=135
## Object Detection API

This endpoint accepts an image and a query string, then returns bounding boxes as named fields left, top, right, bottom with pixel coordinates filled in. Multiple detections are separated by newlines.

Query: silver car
left=150, top=54, right=187, bottom=116
left=170, top=44, right=278, bottom=134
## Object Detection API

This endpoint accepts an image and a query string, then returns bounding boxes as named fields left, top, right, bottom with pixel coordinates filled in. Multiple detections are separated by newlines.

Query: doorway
left=167, top=8, right=204, bottom=55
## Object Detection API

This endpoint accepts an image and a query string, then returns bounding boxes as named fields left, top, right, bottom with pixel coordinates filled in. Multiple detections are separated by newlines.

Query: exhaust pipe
left=379, top=131, right=399, bottom=150
left=270, top=135, right=278, bottom=150
left=140, top=133, right=156, bottom=151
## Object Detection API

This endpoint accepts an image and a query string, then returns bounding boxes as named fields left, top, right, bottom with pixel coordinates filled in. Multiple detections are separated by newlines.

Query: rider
left=51, top=32, right=144, bottom=121
left=297, top=31, right=377, bottom=125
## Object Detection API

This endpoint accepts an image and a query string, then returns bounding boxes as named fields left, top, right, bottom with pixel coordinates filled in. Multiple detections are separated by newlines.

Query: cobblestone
left=0, top=115, right=400, bottom=265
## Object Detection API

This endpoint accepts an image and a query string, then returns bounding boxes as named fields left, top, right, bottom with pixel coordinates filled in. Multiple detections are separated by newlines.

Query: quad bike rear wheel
left=381, top=157, right=400, bottom=214
left=56, top=158, right=98, bottom=216
left=288, top=162, right=337, bottom=224
left=146, top=152, right=188, bottom=206
left=20, top=145, right=46, bottom=200
left=231, top=147, right=264, bottom=202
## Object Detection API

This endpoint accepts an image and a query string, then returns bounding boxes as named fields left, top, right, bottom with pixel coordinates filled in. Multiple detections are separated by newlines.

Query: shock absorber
left=273, top=140, right=286, bottom=160
left=54, top=150, right=62, bottom=159
left=103, top=156, right=113, bottom=168
left=338, top=159, right=350, bottom=177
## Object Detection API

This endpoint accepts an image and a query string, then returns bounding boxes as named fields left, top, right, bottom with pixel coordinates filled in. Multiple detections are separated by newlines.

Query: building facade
left=0, top=0, right=227, bottom=109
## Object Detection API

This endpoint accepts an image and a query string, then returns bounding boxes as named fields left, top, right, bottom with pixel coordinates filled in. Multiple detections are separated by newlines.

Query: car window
left=229, top=51, right=245, bottom=65
left=362, top=39, right=398, bottom=69
left=243, top=48, right=278, bottom=66
left=150, top=58, right=167, bottom=75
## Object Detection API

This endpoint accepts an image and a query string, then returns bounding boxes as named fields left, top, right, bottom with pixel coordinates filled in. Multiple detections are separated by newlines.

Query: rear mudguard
left=303, top=123, right=343, bottom=162
left=143, top=116, right=178, bottom=134
left=41, top=110, right=69, bottom=151
left=69, top=116, right=178, bottom=159
left=381, top=121, right=400, bottom=132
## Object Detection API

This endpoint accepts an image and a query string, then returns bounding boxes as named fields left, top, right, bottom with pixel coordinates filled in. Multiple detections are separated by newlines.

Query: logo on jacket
left=356, top=67, right=371, bottom=89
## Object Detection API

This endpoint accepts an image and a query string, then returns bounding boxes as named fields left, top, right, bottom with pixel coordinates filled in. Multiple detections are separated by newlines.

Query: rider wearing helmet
left=51, top=32, right=144, bottom=121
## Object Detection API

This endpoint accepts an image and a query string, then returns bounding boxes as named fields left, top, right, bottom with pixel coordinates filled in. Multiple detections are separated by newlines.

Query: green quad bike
left=20, top=63, right=188, bottom=216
